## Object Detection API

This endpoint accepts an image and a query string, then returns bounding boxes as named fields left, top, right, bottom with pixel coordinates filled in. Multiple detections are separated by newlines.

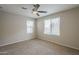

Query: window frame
left=44, top=17, right=60, bottom=36
left=26, top=20, right=34, bottom=34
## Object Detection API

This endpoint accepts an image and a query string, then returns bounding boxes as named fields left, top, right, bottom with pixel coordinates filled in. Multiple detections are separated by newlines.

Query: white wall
left=0, top=12, right=3, bottom=45
left=0, top=11, right=35, bottom=46
left=37, top=7, right=79, bottom=50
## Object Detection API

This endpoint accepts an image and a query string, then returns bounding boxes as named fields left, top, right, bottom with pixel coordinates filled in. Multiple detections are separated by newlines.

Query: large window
left=44, top=17, right=60, bottom=36
left=26, top=20, right=34, bottom=33
left=44, top=19, right=51, bottom=34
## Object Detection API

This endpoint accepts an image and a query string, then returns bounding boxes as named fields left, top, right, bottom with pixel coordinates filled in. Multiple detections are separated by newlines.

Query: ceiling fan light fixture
left=32, top=4, right=47, bottom=16
left=32, top=11, right=38, bottom=15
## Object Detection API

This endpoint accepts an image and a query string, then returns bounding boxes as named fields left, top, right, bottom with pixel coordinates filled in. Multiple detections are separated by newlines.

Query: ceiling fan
left=32, top=4, right=47, bottom=16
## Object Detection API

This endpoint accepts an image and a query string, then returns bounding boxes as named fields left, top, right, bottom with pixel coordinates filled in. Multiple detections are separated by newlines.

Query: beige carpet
left=0, top=39, right=79, bottom=55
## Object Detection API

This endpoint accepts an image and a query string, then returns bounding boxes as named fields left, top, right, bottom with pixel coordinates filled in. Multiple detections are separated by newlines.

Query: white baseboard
left=0, top=38, right=33, bottom=47
left=38, top=38, right=79, bottom=51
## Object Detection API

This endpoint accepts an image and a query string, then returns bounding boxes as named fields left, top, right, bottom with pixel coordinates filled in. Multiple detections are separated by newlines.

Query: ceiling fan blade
left=38, top=11, right=47, bottom=13
left=36, top=13, right=40, bottom=16
left=33, top=4, right=40, bottom=11
left=33, top=4, right=40, bottom=8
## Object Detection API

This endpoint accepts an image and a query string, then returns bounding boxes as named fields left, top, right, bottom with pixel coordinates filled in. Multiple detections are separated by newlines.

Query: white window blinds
left=26, top=20, right=34, bottom=33
left=44, top=17, right=60, bottom=36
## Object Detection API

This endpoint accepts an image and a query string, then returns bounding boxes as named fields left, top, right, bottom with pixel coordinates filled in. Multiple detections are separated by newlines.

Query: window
left=44, top=20, right=51, bottom=34
left=26, top=20, right=34, bottom=33
left=44, top=17, right=60, bottom=36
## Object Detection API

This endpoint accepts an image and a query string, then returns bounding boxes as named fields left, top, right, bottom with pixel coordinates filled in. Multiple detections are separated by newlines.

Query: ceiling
left=0, top=4, right=79, bottom=18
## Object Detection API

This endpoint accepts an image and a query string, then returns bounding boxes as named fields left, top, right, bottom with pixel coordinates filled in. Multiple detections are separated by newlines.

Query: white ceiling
left=0, top=4, right=79, bottom=18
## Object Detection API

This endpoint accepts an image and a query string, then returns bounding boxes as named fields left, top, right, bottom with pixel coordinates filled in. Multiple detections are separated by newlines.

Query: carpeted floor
left=0, top=39, right=79, bottom=55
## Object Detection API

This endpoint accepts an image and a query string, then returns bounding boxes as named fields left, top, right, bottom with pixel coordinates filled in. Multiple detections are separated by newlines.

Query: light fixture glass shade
left=32, top=11, right=38, bottom=14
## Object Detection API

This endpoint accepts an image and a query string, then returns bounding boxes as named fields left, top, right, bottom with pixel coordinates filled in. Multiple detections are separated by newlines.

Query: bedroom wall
left=0, top=11, right=35, bottom=46
left=0, top=12, right=3, bottom=45
left=37, top=7, right=79, bottom=50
